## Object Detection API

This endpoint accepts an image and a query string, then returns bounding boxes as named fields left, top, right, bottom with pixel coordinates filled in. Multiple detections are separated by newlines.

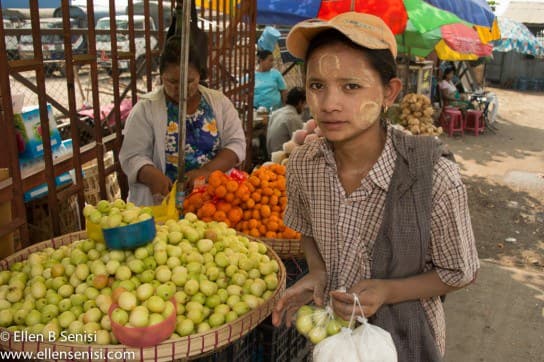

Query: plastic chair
left=464, top=109, right=485, bottom=136
left=441, top=107, right=464, bottom=137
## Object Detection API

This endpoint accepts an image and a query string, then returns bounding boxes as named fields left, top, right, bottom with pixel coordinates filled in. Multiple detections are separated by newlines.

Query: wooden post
left=0, top=169, right=14, bottom=259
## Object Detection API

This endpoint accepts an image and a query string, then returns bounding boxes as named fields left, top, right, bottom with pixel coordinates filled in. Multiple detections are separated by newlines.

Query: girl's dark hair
left=305, top=29, right=397, bottom=86
left=160, top=35, right=208, bottom=80
left=257, top=49, right=273, bottom=62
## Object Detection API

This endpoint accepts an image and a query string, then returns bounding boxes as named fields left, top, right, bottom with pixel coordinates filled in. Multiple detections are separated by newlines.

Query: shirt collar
left=309, top=125, right=396, bottom=191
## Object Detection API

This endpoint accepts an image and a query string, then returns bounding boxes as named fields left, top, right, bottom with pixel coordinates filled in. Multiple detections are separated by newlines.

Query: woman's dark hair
left=257, top=49, right=273, bottom=62
left=442, top=67, right=455, bottom=79
left=160, top=35, right=208, bottom=80
left=305, top=29, right=397, bottom=86
left=286, top=86, right=306, bottom=106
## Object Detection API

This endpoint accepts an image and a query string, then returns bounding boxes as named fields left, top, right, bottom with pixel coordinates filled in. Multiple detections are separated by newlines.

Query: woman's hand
left=184, top=167, right=211, bottom=191
left=330, top=279, right=391, bottom=321
left=272, top=271, right=327, bottom=328
left=137, top=165, right=172, bottom=198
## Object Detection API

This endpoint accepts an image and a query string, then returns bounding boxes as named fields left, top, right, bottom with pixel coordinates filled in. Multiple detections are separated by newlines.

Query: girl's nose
left=320, top=88, right=342, bottom=113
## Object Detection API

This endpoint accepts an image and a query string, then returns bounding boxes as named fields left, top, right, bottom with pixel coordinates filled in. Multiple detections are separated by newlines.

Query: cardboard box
left=23, top=172, right=74, bottom=203
left=14, top=104, right=62, bottom=159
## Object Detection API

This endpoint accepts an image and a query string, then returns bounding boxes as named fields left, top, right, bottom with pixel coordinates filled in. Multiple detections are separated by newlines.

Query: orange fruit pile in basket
left=183, top=164, right=300, bottom=240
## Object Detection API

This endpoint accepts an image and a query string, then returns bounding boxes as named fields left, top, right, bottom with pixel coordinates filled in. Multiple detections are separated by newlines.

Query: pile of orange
left=183, top=165, right=300, bottom=239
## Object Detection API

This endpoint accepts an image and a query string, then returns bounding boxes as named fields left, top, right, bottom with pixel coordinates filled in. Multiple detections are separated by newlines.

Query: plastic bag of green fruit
left=294, top=304, right=348, bottom=344
left=309, top=295, right=398, bottom=362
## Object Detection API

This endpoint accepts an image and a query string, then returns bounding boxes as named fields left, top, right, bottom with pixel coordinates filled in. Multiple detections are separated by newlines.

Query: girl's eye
left=345, top=83, right=361, bottom=90
left=308, top=82, right=323, bottom=90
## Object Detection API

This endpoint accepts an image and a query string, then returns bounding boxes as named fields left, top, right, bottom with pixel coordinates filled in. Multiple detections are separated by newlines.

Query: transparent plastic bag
left=313, top=294, right=397, bottom=362
left=294, top=305, right=346, bottom=344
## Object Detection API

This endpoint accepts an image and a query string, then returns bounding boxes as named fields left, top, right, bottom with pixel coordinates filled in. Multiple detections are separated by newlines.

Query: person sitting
left=266, top=87, right=307, bottom=157
left=254, top=49, right=288, bottom=112
left=119, top=36, right=246, bottom=206
left=439, top=67, right=473, bottom=110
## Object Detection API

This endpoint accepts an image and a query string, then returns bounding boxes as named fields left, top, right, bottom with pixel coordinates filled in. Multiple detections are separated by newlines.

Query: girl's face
left=305, top=43, right=390, bottom=144
left=259, top=54, right=274, bottom=71
left=161, top=63, right=201, bottom=103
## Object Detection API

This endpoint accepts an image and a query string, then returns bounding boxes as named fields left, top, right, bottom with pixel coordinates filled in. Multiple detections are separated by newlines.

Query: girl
left=272, top=12, right=479, bottom=361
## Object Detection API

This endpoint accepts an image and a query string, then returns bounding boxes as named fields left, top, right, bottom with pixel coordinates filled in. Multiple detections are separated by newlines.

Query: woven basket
left=0, top=231, right=286, bottom=361
left=82, top=151, right=121, bottom=205
left=250, top=235, right=304, bottom=260
left=25, top=187, right=81, bottom=245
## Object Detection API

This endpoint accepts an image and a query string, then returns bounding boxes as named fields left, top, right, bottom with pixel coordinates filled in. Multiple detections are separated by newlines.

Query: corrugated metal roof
left=504, top=1, right=544, bottom=25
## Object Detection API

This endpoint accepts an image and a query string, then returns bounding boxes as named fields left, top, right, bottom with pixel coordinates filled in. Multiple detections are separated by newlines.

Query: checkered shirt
left=284, top=126, right=480, bottom=355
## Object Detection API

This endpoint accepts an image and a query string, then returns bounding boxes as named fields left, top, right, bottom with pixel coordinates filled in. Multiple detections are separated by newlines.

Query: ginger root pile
left=399, top=93, right=442, bottom=136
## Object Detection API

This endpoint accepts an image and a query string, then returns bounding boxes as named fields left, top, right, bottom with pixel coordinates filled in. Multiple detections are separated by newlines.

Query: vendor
left=439, top=67, right=473, bottom=110
left=271, top=12, right=479, bottom=361
left=119, top=36, right=246, bottom=206
left=253, top=50, right=288, bottom=112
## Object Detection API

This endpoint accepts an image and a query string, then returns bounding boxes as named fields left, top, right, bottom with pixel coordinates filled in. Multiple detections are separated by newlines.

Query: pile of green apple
left=295, top=305, right=347, bottom=345
left=83, top=199, right=153, bottom=229
left=0, top=212, right=281, bottom=345
left=110, top=287, right=176, bottom=329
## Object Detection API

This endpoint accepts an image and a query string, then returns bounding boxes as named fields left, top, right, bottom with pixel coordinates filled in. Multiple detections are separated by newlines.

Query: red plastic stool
left=464, top=109, right=485, bottom=136
left=441, top=107, right=464, bottom=137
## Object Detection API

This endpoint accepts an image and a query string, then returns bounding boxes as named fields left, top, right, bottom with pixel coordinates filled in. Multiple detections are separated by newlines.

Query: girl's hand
left=272, top=271, right=327, bottom=328
left=330, top=279, right=391, bottom=321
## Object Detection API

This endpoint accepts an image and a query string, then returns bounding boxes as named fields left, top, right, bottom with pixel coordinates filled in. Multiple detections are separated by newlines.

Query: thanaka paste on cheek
left=356, top=101, right=381, bottom=127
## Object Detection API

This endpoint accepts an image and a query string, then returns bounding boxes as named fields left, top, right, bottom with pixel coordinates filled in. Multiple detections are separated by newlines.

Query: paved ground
left=445, top=260, right=544, bottom=362
left=442, top=87, right=544, bottom=362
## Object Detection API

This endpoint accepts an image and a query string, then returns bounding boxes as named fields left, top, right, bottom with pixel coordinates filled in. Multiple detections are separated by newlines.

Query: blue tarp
left=257, top=0, right=319, bottom=25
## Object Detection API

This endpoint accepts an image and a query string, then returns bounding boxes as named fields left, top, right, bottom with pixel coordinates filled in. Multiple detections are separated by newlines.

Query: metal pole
left=175, top=0, right=191, bottom=209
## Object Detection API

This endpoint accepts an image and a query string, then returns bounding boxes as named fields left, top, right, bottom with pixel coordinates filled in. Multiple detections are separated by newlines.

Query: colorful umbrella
left=423, top=0, right=495, bottom=27
left=475, top=18, right=501, bottom=44
left=257, top=0, right=463, bottom=32
left=493, top=17, right=544, bottom=56
left=258, top=0, right=492, bottom=60
left=396, top=21, right=493, bottom=59
left=441, top=23, right=493, bottom=56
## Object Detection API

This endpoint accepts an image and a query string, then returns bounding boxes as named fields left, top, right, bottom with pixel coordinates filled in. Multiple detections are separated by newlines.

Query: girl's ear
left=384, top=77, right=403, bottom=107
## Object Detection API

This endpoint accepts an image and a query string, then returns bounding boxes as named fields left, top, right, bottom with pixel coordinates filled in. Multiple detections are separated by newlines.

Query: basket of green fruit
left=0, top=213, right=286, bottom=361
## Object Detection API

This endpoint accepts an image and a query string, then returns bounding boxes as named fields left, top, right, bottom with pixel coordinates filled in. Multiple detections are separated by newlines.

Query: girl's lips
left=321, top=121, right=346, bottom=130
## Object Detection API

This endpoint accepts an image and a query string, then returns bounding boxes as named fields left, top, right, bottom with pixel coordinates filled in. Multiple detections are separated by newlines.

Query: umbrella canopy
left=441, top=23, right=493, bottom=56
left=493, top=17, right=544, bottom=56
left=257, top=0, right=493, bottom=60
left=475, top=18, right=501, bottom=44
left=257, top=0, right=463, bottom=32
left=423, top=0, right=495, bottom=27
left=397, top=21, right=493, bottom=59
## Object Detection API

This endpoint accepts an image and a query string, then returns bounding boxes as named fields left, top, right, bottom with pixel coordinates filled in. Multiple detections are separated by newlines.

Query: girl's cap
left=286, top=12, right=397, bottom=59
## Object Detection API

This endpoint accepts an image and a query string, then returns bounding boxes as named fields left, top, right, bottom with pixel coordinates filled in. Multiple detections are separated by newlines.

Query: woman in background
left=120, top=36, right=246, bottom=206
left=253, top=49, right=287, bottom=111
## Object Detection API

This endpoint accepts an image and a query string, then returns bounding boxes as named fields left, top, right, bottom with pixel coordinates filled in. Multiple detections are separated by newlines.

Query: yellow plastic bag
left=149, top=182, right=180, bottom=223
left=86, top=219, right=105, bottom=243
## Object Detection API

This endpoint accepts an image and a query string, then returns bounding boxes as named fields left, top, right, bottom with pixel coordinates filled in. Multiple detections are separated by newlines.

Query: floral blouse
left=164, top=97, right=221, bottom=182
